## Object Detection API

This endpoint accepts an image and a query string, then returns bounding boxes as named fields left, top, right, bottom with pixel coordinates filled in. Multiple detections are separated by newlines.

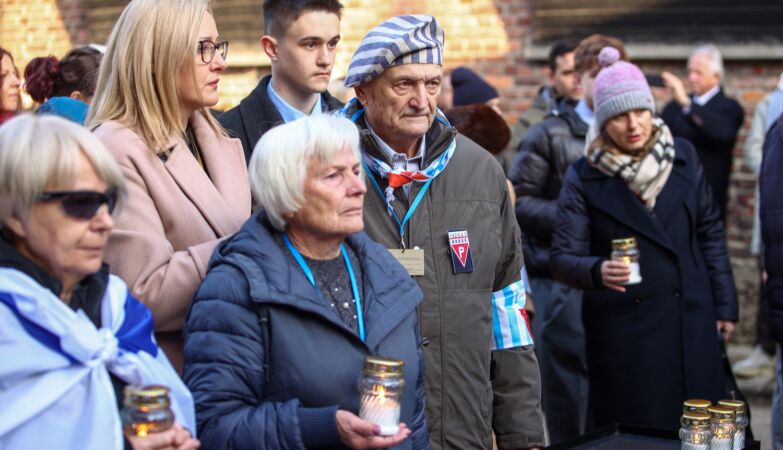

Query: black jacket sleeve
left=511, top=122, right=558, bottom=242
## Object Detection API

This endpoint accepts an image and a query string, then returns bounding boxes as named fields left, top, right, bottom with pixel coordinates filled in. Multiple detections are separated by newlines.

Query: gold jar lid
left=718, top=399, right=746, bottom=413
left=363, top=356, right=404, bottom=378
left=682, top=412, right=711, bottom=427
left=124, top=384, right=171, bottom=408
left=612, top=237, right=637, bottom=249
left=707, top=405, right=736, bottom=422
left=683, top=399, right=712, bottom=412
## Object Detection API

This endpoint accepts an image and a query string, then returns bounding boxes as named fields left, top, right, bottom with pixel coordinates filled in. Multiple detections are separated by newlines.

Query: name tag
left=388, top=248, right=425, bottom=276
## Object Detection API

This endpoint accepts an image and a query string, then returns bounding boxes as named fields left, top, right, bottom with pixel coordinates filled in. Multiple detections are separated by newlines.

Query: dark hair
left=445, top=104, right=511, bottom=155
left=263, top=0, right=343, bottom=38
left=574, top=34, right=627, bottom=76
left=547, top=41, right=577, bottom=72
left=24, top=46, right=102, bottom=104
left=0, top=46, right=21, bottom=113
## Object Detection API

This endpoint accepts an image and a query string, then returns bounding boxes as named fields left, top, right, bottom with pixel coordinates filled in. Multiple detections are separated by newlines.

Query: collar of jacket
left=209, top=211, right=423, bottom=350
left=356, top=114, right=458, bottom=168
left=550, top=107, right=589, bottom=138
left=238, top=75, right=344, bottom=151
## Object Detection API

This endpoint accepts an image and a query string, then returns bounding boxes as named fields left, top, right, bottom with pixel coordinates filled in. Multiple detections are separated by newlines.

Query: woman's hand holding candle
left=336, top=410, right=410, bottom=449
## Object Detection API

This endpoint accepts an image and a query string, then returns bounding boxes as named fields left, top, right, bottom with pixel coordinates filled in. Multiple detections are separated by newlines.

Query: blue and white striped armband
left=491, top=266, right=534, bottom=350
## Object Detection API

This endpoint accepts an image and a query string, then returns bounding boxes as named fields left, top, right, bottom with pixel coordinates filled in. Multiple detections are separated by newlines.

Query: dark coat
left=550, top=138, right=738, bottom=431
left=661, top=88, right=745, bottom=221
left=510, top=108, right=588, bottom=277
left=182, top=212, right=428, bottom=449
left=760, top=113, right=783, bottom=342
left=218, top=75, right=344, bottom=163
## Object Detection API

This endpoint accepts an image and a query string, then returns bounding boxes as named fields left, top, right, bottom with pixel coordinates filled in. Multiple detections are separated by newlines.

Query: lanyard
left=363, top=160, right=433, bottom=249
left=283, top=234, right=365, bottom=342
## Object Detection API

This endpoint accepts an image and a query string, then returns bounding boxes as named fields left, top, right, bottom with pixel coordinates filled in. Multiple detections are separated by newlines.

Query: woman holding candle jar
left=182, top=114, right=428, bottom=450
left=550, top=47, right=738, bottom=431
left=0, top=115, right=197, bottom=450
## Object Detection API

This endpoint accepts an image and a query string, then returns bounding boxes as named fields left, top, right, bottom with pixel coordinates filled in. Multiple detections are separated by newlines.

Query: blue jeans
left=774, top=344, right=783, bottom=450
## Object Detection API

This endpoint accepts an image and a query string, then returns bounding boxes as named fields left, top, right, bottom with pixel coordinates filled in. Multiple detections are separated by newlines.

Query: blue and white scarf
left=0, top=268, right=195, bottom=450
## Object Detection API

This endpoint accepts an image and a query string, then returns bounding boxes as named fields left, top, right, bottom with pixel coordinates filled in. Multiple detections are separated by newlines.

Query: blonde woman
left=87, top=0, right=251, bottom=371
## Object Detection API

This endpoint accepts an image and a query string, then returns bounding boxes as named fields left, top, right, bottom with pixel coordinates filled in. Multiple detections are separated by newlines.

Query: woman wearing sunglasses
left=0, top=115, right=198, bottom=450
left=87, top=0, right=251, bottom=371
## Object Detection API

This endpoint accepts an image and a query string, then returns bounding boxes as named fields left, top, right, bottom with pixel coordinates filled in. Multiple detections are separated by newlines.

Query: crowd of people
left=0, top=0, right=781, bottom=449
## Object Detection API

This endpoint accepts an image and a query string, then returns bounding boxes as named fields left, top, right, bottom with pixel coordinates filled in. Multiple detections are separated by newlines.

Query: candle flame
left=373, top=385, right=387, bottom=405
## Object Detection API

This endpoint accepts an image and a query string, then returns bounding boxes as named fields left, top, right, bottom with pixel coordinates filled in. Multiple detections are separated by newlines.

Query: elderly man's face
left=288, top=147, right=367, bottom=241
left=357, top=64, right=442, bottom=156
left=5, top=151, right=114, bottom=294
left=687, top=54, right=720, bottom=96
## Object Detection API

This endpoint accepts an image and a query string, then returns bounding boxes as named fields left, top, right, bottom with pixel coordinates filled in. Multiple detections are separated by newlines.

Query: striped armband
left=491, top=267, right=534, bottom=350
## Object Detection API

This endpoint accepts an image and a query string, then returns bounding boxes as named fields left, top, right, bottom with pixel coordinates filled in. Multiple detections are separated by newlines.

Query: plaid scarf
left=586, top=117, right=676, bottom=209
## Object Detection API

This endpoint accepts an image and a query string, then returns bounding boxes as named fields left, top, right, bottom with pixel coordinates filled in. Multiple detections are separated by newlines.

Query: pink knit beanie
left=593, top=47, right=655, bottom=129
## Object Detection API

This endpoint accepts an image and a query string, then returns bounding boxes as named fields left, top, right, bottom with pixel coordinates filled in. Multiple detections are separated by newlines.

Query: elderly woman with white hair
left=0, top=115, right=197, bottom=450
left=183, top=114, right=428, bottom=450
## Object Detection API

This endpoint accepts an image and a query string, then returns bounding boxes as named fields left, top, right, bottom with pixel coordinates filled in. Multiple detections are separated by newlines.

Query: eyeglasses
left=197, top=40, right=229, bottom=64
left=38, top=189, right=118, bottom=220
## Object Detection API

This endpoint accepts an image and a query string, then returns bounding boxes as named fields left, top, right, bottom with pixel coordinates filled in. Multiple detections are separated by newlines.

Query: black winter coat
left=550, top=138, right=738, bottom=431
left=183, top=212, right=428, bottom=449
left=510, top=108, right=588, bottom=277
left=661, top=89, right=745, bottom=221
left=218, top=75, right=344, bottom=163
left=760, top=113, right=783, bottom=342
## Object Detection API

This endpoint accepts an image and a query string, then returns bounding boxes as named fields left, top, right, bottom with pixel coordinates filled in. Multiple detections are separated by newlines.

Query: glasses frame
left=37, top=188, right=118, bottom=220
left=197, top=40, right=229, bottom=64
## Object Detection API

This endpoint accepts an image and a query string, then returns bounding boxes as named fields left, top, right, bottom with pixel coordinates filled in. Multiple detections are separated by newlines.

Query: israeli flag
left=0, top=268, right=194, bottom=450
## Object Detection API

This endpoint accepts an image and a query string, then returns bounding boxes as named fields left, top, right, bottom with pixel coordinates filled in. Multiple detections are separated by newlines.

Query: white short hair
left=248, top=114, right=361, bottom=231
left=0, top=114, right=126, bottom=222
left=690, top=44, right=724, bottom=80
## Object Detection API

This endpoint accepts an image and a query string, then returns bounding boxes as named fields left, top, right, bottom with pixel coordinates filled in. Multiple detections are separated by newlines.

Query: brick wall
left=1, top=0, right=779, bottom=343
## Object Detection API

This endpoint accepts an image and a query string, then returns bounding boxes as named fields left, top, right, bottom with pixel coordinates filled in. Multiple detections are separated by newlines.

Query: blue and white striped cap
left=344, top=15, right=445, bottom=87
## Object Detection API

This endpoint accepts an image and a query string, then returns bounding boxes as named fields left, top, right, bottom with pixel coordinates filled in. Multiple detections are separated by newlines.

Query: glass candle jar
left=708, top=406, right=736, bottom=450
left=683, top=399, right=712, bottom=416
left=718, top=400, right=747, bottom=450
left=357, top=356, right=405, bottom=436
left=611, top=237, right=642, bottom=284
left=680, top=412, right=712, bottom=450
left=121, top=385, right=175, bottom=437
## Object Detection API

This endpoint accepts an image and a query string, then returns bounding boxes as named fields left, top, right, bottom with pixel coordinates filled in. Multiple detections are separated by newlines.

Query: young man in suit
left=219, top=0, right=345, bottom=161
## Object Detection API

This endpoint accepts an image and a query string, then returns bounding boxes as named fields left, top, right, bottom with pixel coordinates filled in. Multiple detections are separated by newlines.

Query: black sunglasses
left=37, top=189, right=118, bottom=220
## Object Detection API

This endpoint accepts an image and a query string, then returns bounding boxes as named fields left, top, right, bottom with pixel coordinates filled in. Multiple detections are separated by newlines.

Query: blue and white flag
left=491, top=266, right=534, bottom=350
left=0, top=268, right=195, bottom=450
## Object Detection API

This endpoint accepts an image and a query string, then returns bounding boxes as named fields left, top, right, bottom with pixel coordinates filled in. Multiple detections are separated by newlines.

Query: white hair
left=248, top=114, right=362, bottom=231
left=0, top=114, right=126, bottom=222
left=690, top=44, right=724, bottom=80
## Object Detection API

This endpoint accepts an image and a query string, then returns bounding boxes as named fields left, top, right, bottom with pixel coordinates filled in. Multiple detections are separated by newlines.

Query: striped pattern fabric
left=491, top=268, right=534, bottom=350
left=345, top=15, right=445, bottom=87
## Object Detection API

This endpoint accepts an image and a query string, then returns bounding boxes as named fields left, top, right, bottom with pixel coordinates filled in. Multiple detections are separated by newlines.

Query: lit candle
left=359, top=385, right=401, bottom=435
left=357, top=356, right=405, bottom=436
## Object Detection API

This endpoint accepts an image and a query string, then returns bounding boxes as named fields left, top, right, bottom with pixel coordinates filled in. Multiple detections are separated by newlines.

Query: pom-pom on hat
left=345, top=15, right=444, bottom=88
left=593, top=46, right=655, bottom=129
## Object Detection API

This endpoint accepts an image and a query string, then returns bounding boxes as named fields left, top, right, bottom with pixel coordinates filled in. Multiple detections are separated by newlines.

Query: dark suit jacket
left=661, top=88, right=745, bottom=222
left=218, top=75, right=344, bottom=163
left=551, top=138, right=738, bottom=431
left=760, top=113, right=783, bottom=342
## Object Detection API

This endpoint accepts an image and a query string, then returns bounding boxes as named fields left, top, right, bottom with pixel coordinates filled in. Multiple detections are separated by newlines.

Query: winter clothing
left=343, top=101, right=544, bottom=449
left=219, top=75, right=344, bottom=162
left=510, top=106, right=589, bottom=443
left=551, top=138, right=738, bottom=431
left=661, top=88, right=744, bottom=222
left=760, top=112, right=783, bottom=343
left=592, top=47, right=656, bottom=130
left=182, top=212, right=428, bottom=450
left=94, top=112, right=251, bottom=371
left=345, top=15, right=444, bottom=87
left=508, top=87, right=560, bottom=156
left=37, top=96, right=88, bottom=124
left=451, top=67, right=499, bottom=106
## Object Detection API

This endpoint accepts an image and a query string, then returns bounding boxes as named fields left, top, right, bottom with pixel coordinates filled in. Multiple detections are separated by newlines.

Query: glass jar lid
left=124, top=384, right=171, bottom=408
left=363, top=356, right=404, bottom=378
left=717, top=399, right=746, bottom=413
left=707, top=405, right=736, bottom=422
left=682, top=412, right=711, bottom=427
left=683, top=399, right=712, bottom=412
left=611, top=237, right=637, bottom=249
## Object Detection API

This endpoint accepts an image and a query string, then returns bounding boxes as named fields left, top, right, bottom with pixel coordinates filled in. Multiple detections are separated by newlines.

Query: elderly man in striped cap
left=339, top=15, right=545, bottom=450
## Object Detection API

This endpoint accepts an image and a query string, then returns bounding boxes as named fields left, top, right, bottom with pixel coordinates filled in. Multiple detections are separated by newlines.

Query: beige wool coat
left=94, top=112, right=251, bottom=370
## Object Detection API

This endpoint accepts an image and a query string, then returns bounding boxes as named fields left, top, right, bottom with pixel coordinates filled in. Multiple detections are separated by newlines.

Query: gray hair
left=690, top=44, right=724, bottom=80
left=249, top=114, right=362, bottom=231
left=0, top=114, right=126, bottom=223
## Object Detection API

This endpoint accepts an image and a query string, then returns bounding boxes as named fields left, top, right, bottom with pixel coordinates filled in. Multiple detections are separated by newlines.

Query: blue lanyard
left=362, top=161, right=433, bottom=249
left=283, top=234, right=365, bottom=341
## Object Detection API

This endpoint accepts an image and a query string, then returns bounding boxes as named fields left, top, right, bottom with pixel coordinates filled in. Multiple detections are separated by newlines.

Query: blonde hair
left=86, top=0, right=225, bottom=153
left=249, top=114, right=361, bottom=231
left=0, top=114, right=126, bottom=222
